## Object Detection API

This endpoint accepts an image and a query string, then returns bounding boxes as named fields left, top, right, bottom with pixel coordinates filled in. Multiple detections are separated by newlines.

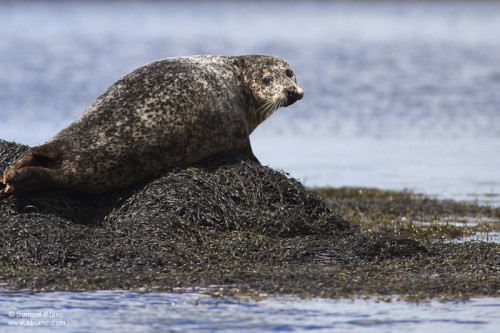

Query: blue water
left=1, top=0, right=500, bottom=203
left=1, top=1, right=499, bottom=332
left=1, top=291, right=499, bottom=333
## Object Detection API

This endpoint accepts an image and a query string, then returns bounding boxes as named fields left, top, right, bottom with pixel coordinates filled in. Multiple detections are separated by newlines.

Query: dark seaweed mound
left=1, top=139, right=497, bottom=299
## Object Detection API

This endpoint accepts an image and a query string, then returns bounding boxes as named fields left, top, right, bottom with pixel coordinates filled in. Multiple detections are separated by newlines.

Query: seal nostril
left=286, top=89, right=303, bottom=102
left=285, top=89, right=303, bottom=106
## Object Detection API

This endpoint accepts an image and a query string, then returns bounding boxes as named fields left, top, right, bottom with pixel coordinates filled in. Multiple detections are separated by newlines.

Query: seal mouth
left=284, top=89, right=304, bottom=106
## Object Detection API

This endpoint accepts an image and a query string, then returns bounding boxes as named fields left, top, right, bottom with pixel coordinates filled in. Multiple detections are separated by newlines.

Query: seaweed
left=0, top=139, right=498, bottom=299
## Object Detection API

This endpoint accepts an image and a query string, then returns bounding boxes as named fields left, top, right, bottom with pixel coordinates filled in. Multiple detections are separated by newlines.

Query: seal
left=0, top=55, right=304, bottom=197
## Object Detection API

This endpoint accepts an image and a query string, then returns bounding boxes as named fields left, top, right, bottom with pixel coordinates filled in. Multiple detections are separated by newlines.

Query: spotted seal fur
left=0, top=55, right=304, bottom=197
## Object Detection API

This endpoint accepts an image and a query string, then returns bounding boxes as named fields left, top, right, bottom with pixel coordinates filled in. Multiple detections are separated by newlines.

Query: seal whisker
left=264, top=100, right=280, bottom=121
left=258, top=100, right=278, bottom=122
left=265, top=99, right=284, bottom=121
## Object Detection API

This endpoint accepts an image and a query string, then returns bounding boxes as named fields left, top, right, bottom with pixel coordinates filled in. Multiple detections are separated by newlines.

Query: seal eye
left=285, top=69, right=294, bottom=78
left=262, top=77, right=273, bottom=85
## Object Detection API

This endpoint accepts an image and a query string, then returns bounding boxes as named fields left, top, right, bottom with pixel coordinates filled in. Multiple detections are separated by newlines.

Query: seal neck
left=230, top=56, right=265, bottom=134
left=246, top=108, right=261, bottom=135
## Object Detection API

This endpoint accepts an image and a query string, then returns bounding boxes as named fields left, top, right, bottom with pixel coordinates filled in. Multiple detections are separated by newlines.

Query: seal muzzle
left=285, top=88, right=304, bottom=106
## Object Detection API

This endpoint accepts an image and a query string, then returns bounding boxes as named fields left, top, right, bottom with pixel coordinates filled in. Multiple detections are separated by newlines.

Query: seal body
left=0, top=55, right=304, bottom=196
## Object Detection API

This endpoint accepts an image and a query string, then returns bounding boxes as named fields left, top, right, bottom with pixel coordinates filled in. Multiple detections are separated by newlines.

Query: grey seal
left=0, top=54, right=304, bottom=197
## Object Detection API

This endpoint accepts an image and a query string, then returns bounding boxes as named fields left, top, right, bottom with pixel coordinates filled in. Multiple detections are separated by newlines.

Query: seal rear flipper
left=14, top=146, right=63, bottom=169
left=0, top=177, right=11, bottom=199
left=1, top=146, right=64, bottom=196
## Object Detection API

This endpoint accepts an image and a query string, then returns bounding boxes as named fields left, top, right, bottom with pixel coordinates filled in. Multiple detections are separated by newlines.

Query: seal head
left=233, top=55, right=304, bottom=127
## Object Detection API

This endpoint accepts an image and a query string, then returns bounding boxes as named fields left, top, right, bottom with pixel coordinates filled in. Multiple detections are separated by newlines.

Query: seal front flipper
left=1, top=145, right=64, bottom=196
left=239, top=141, right=261, bottom=165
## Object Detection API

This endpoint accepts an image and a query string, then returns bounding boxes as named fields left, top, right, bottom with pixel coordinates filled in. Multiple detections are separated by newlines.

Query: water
left=0, top=1, right=499, bottom=332
left=1, top=0, right=499, bottom=203
left=1, top=291, right=499, bottom=333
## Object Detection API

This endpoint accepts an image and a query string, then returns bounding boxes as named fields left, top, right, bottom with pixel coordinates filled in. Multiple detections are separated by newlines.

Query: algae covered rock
left=0, top=139, right=444, bottom=296
left=0, top=139, right=349, bottom=287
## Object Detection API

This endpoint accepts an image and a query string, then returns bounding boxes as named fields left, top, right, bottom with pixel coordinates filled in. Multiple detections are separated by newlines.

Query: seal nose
left=285, top=88, right=304, bottom=106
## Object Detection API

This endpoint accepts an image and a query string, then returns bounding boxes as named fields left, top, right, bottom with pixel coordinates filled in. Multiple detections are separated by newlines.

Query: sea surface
left=1, top=1, right=499, bottom=332
left=1, top=291, right=499, bottom=333
left=1, top=0, right=499, bottom=204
